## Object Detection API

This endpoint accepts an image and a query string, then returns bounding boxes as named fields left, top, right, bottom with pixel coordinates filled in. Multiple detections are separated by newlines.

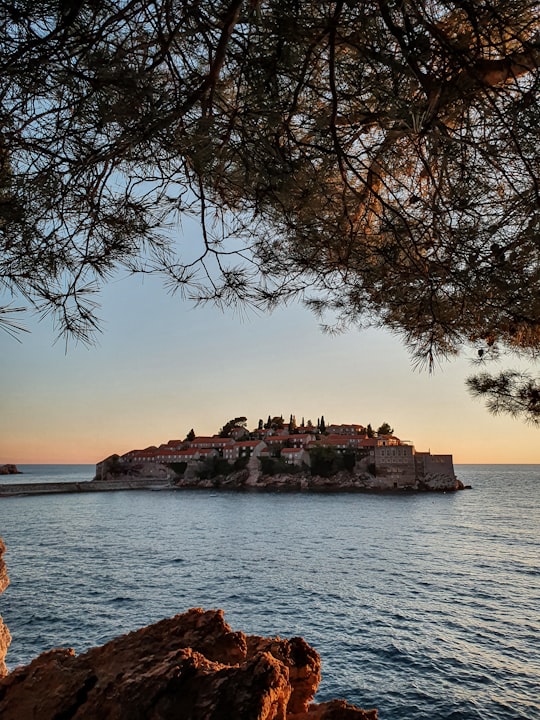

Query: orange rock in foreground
left=0, top=607, right=377, bottom=720
left=0, top=538, right=11, bottom=678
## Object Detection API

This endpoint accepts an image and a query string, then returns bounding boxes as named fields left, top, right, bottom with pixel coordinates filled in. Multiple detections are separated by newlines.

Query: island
left=0, top=418, right=465, bottom=497
left=96, top=417, right=464, bottom=493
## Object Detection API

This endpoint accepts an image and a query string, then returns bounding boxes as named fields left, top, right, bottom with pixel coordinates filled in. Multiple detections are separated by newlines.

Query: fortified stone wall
left=373, top=444, right=416, bottom=486
left=415, top=453, right=456, bottom=480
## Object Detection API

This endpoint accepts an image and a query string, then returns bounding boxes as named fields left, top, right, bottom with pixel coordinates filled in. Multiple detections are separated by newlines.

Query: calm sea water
left=2, top=464, right=94, bottom=484
left=0, top=464, right=539, bottom=720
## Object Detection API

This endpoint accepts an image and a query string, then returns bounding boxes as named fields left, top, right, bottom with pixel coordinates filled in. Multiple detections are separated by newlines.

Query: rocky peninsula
left=1, top=419, right=465, bottom=497
left=0, top=537, right=376, bottom=719
left=106, top=418, right=463, bottom=493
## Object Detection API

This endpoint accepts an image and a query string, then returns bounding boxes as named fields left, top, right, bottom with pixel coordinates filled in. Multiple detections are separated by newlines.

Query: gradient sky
left=2, top=259, right=540, bottom=465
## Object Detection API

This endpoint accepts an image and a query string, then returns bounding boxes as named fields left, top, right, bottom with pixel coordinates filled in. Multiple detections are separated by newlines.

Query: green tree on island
left=269, top=416, right=284, bottom=431
left=1, top=1, right=539, bottom=422
left=186, top=429, right=196, bottom=442
left=219, top=416, right=248, bottom=438
left=377, top=423, right=394, bottom=436
left=309, top=445, right=340, bottom=478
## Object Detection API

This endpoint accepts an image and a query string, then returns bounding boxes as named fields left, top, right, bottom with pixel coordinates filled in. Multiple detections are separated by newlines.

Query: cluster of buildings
left=121, top=421, right=455, bottom=484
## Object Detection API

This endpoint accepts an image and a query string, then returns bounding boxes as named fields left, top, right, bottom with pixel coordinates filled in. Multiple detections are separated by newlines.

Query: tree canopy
left=219, top=416, right=248, bottom=437
left=377, top=422, right=394, bottom=436
left=1, top=0, right=539, bottom=420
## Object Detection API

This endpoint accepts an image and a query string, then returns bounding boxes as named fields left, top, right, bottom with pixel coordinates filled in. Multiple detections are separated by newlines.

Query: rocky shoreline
left=0, top=459, right=467, bottom=498
left=0, top=537, right=377, bottom=718
left=172, top=470, right=466, bottom=493
left=96, top=457, right=467, bottom=494
left=0, top=539, right=11, bottom=678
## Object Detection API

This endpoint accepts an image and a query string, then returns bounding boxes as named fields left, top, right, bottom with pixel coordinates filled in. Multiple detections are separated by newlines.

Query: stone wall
left=415, top=453, right=456, bottom=482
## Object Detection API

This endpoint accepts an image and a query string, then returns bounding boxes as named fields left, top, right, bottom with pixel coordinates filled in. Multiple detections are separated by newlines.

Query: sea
left=0, top=464, right=539, bottom=720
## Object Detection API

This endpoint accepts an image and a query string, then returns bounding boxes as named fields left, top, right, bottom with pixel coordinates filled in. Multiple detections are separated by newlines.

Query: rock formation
left=0, top=538, right=11, bottom=678
left=418, top=474, right=464, bottom=492
left=0, top=606, right=377, bottom=720
left=94, top=455, right=176, bottom=482
left=104, top=462, right=464, bottom=493
left=0, top=465, right=21, bottom=475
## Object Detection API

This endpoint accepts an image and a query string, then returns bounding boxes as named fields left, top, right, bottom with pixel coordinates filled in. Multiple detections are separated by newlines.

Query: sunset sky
left=2, top=263, right=540, bottom=465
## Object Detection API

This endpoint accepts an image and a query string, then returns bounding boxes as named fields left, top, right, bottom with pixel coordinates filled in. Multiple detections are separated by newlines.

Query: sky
left=1, top=261, right=540, bottom=466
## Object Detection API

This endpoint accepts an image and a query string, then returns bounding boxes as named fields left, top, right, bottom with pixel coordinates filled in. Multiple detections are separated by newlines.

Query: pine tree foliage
left=1, top=1, right=539, bottom=419
left=467, top=372, right=540, bottom=425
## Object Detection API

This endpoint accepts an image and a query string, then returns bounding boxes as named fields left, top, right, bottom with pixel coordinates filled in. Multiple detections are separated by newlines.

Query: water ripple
left=1, top=465, right=539, bottom=720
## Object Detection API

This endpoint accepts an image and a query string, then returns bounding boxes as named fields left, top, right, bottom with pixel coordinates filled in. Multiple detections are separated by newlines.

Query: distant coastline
left=0, top=468, right=466, bottom=497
